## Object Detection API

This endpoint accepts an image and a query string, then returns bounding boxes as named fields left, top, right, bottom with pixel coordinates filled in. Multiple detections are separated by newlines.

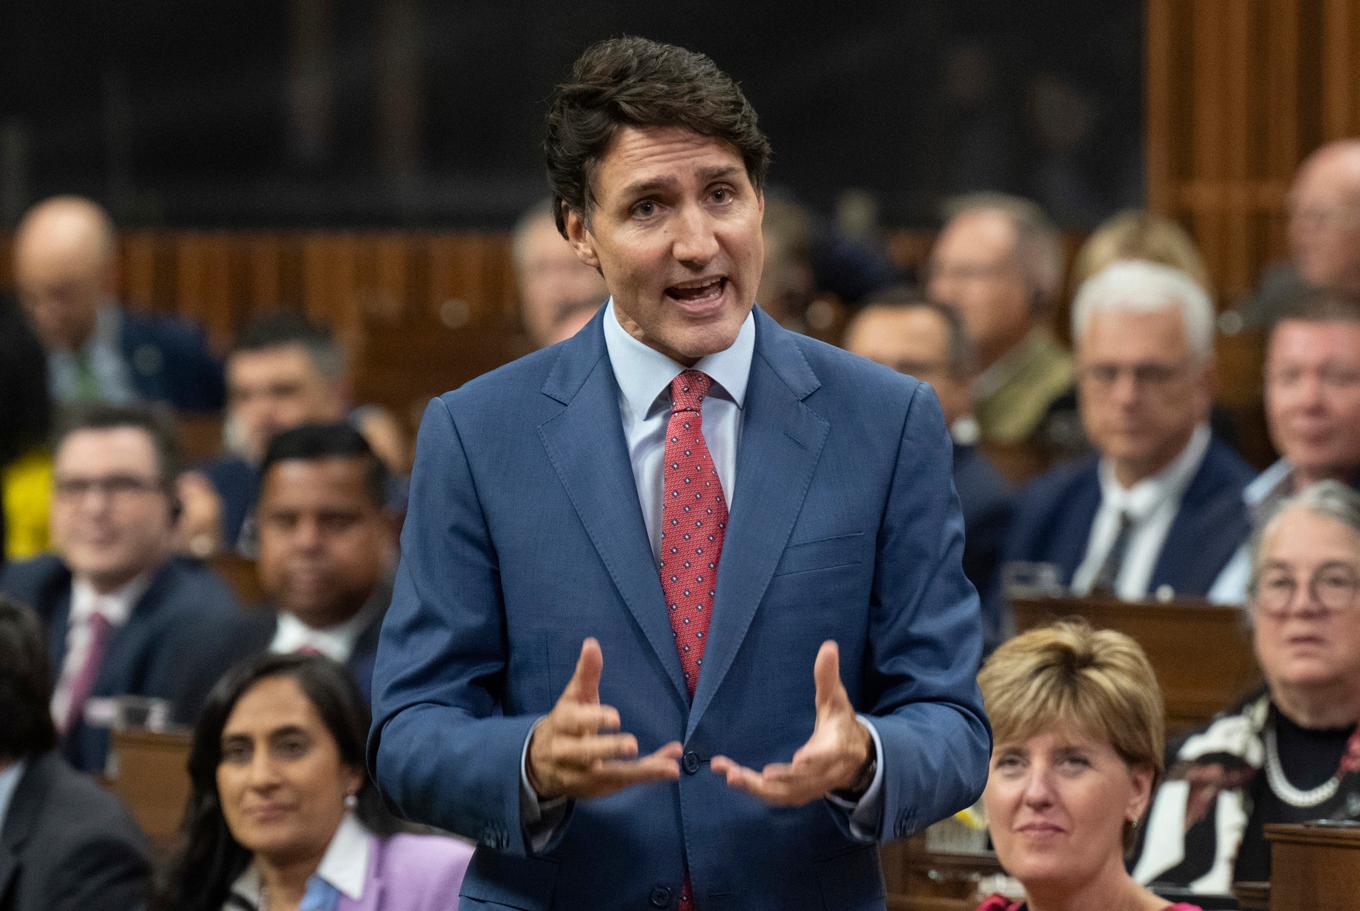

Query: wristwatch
left=832, top=737, right=878, bottom=801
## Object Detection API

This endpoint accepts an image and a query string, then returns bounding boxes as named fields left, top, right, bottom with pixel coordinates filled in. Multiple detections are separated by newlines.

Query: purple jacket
left=340, top=832, right=473, bottom=911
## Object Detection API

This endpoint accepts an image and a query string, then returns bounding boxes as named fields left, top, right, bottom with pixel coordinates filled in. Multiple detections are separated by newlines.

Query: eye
left=710, top=186, right=732, bottom=204
left=993, top=753, right=1025, bottom=772
left=275, top=736, right=310, bottom=758
left=631, top=200, right=657, bottom=219
left=221, top=742, right=252, bottom=764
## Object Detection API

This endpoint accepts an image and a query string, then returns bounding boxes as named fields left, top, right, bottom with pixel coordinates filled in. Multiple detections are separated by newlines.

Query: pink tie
left=659, top=370, right=727, bottom=910
left=62, top=611, right=113, bottom=735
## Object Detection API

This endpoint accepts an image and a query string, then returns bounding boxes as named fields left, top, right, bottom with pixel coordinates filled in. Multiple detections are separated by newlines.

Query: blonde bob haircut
left=979, top=620, right=1165, bottom=784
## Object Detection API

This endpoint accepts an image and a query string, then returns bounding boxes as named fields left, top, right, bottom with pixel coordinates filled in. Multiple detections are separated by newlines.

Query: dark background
left=0, top=1, right=1143, bottom=229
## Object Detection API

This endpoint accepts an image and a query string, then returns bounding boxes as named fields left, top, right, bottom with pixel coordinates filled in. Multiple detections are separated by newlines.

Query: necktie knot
left=670, top=370, right=712, bottom=414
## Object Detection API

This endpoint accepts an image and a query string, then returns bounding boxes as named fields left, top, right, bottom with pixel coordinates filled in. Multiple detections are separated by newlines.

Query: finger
left=579, top=746, right=683, bottom=795
left=813, top=640, right=844, bottom=715
left=549, top=701, right=622, bottom=736
left=550, top=733, right=640, bottom=769
left=561, top=638, right=604, bottom=704
left=716, top=761, right=819, bottom=806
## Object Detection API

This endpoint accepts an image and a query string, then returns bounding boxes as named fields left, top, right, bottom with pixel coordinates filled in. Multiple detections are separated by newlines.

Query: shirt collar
left=0, top=759, right=27, bottom=830
left=602, top=298, right=754, bottom=420
left=228, top=813, right=370, bottom=905
left=71, top=572, right=150, bottom=628
left=1097, top=423, right=1211, bottom=519
left=272, top=605, right=373, bottom=664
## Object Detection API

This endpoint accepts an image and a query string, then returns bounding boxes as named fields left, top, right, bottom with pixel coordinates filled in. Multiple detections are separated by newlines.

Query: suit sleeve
left=368, top=397, right=540, bottom=856
left=42, top=825, right=152, bottom=911
left=857, top=383, right=992, bottom=842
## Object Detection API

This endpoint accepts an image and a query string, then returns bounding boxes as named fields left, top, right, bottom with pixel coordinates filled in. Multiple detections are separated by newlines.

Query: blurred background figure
left=238, top=423, right=398, bottom=701
left=1069, top=209, right=1210, bottom=292
left=1136, top=481, right=1360, bottom=893
left=843, top=290, right=1012, bottom=617
left=158, top=652, right=472, bottom=911
left=0, top=404, right=249, bottom=772
left=976, top=620, right=1199, bottom=911
left=11, top=196, right=224, bottom=412
left=0, top=297, right=54, bottom=564
left=512, top=197, right=607, bottom=348
left=1209, top=289, right=1360, bottom=604
left=0, top=595, right=152, bottom=911
left=926, top=193, right=1072, bottom=461
left=1240, top=139, right=1360, bottom=329
left=1004, top=262, right=1250, bottom=615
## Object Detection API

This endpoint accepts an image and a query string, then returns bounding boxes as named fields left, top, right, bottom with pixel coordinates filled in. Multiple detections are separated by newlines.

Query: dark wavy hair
left=544, top=35, right=772, bottom=236
left=0, top=596, right=57, bottom=759
left=157, top=653, right=400, bottom=911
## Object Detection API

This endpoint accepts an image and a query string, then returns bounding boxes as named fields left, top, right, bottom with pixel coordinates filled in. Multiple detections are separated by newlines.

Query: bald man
left=12, top=196, right=224, bottom=411
left=1241, top=139, right=1360, bottom=328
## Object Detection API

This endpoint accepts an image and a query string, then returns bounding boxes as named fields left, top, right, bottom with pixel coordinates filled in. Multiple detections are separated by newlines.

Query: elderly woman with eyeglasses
left=1133, top=479, right=1360, bottom=893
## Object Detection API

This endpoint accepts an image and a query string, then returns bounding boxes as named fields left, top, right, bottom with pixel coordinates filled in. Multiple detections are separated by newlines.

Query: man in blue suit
left=369, top=37, right=989, bottom=911
left=12, top=195, right=224, bottom=413
left=1002, top=261, right=1253, bottom=636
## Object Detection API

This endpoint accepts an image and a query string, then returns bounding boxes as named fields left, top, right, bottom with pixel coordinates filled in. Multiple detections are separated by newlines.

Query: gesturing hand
left=527, top=638, right=683, bottom=800
left=710, top=640, right=873, bottom=806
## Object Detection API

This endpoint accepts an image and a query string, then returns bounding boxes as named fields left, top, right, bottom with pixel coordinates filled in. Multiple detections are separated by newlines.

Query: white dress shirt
left=227, top=811, right=369, bottom=909
left=1207, top=458, right=1295, bottom=605
left=0, top=760, right=26, bottom=833
left=48, top=303, right=138, bottom=404
left=1070, top=423, right=1211, bottom=600
left=50, top=573, right=149, bottom=727
left=269, top=606, right=375, bottom=663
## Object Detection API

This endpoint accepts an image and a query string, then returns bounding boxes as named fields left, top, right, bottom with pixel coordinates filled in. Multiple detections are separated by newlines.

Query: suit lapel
left=0, top=755, right=53, bottom=900
left=538, top=320, right=687, bottom=703
left=688, top=313, right=828, bottom=738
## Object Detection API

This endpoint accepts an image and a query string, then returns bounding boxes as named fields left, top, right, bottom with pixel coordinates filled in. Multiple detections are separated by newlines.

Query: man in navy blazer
left=368, top=37, right=989, bottom=911
left=0, top=405, right=248, bottom=772
left=12, top=195, right=224, bottom=413
left=1002, top=262, right=1253, bottom=639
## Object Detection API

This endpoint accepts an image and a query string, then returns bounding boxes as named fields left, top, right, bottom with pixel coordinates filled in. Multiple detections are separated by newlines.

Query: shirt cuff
left=824, top=715, right=885, bottom=842
left=519, top=717, right=570, bottom=852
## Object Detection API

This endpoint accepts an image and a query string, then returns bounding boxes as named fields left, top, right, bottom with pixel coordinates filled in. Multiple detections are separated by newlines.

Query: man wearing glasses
left=1002, top=261, right=1253, bottom=614
left=0, top=404, right=248, bottom=772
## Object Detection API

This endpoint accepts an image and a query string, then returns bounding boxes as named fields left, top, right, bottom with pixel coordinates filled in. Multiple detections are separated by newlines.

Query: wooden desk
left=1265, top=822, right=1360, bottom=910
left=1012, top=596, right=1260, bottom=732
left=108, top=728, right=193, bottom=855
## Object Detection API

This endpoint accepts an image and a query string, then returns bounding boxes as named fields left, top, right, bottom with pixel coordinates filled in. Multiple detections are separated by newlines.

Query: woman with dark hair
left=159, top=653, right=471, bottom=911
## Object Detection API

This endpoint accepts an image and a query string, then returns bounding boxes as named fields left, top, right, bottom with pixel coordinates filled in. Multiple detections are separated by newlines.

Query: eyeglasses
left=1249, top=563, right=1360, bottom=617
left=54, top=474, right=166, bottom=500
left=1077, top=361, right=1188, bottom=391
left=1264, top=364, right=1360, bottom=392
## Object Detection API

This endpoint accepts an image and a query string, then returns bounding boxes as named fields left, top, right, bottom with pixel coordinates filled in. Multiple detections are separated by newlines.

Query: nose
left=1021, top=766, right=1056, bottom=808
left=292, top=517, right=325, bottom=552
left=671, top=204, right=718, bottom=266
left=1109, top=369, right=1142, bottom=407
left=247, top=750, right=282, bottom=790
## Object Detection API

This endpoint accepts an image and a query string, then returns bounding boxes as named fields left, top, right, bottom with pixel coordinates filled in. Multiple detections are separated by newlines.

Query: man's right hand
left=527, top=638, right=682, bottom=800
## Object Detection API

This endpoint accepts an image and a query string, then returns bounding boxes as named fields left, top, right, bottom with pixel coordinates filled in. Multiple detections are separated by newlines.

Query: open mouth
left=666, top=277, right=727, bottom=305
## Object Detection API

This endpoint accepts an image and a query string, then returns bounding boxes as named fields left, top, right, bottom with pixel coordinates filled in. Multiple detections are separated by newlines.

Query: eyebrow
left=221, top=723, right=310, bottom=744
left=617, top=166, right=744, bottom=201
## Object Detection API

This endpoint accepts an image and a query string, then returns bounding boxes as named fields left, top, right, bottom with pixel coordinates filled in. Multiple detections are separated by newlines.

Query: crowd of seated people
left=2, top=125, right=1360, bottom=909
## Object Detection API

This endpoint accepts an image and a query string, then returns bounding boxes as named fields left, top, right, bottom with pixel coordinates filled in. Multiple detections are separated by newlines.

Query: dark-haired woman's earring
left=344, top=791, right=358, bottom=809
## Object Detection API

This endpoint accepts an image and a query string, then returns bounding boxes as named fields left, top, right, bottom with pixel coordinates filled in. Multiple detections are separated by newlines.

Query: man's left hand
left=710, top=640, right=872, bottom=806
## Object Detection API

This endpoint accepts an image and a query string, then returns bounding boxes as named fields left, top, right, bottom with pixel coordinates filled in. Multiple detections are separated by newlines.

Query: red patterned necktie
left=660, top=370, right=727, bottom=911
left=61, top=610, right=114, bottom=735
left=660, top=369, right=727, bottom=698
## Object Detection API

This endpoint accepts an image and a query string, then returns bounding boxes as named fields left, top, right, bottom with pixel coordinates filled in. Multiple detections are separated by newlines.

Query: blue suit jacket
left=118, top=308, right=225, bottom=412
left=1002, top=437, right=1254, bottom=606
left=368, top=309, right=990, bottom=911
left=0, top=554, right=251, bottom=772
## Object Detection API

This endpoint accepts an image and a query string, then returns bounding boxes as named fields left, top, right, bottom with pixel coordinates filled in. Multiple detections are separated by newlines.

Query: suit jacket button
left=649, top=885, right=673, bottom=907
left=682, top=751, right=701, bottom=774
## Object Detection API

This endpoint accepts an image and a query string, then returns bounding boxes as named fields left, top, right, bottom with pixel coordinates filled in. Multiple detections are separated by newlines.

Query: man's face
left=256, top=456, right=393, bottom=628
left=13, top=227, right=108, bottom=352
left=565, top=126, right=765, bottom=366
left=227, top=345, right=345, bottom=462
left=1076, top=306, right=1210, bottom=486
left=926, top=210, right=1034, bottom=369
left=51, top=427, right=174, bottom=592
left=843, top=306, right=971, bottom=426
left=1265, top=319, right=1360, bottom=487
left=516, top=214, right=608, bottom=348
left=1288, top=150, right=1360, bottom=292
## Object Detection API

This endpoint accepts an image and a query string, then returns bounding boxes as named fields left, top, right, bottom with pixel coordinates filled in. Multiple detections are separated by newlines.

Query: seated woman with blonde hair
left=975, top=620, right=1201, bottom=911
left=159, top=652, right=472, bottom=911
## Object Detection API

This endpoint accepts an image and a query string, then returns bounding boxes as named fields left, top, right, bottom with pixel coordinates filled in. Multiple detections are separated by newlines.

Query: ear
left=564, top=207, right=601, bottom=271
left=1126, top=763, right=1154, bottom=823
left=342, top=764, right=364, bottom=801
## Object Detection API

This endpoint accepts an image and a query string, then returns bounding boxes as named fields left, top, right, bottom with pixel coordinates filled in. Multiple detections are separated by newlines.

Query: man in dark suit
left=0, top=595, right=151, bottom=911
left=843, top=292, right=1013, bottom=624
left=12, top=196, right=224, bottom=412
left=0, top=404, right=248, bottom=772
left=237, top=422, right=397, bottom=699
left=1004, top=261, right=1253, bottom=627
left=369, top=37, right=989, bottom=910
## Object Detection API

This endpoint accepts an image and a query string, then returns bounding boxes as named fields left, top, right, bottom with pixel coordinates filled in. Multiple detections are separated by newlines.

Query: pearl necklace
left=1263, top=724, right=1341, bottom=808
